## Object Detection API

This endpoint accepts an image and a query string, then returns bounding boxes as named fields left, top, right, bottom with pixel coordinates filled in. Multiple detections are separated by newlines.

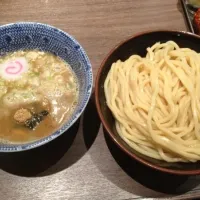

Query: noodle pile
left=104, top=41, right=200, bottom=162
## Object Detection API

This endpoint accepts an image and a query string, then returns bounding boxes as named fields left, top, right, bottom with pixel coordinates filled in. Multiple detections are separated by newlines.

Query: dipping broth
left=0, top=50, right=78, bottom=144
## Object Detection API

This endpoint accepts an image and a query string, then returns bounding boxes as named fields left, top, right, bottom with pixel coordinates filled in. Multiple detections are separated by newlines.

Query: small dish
left=0, top=22, right=93, bottom=152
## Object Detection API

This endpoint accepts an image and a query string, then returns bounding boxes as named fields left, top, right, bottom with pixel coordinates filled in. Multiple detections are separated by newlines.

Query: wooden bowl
left=95, top=30, right=200, bottom=175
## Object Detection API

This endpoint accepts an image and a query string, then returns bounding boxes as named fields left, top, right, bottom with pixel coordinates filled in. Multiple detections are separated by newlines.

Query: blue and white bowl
left=0, top=22, right=93, bottom=152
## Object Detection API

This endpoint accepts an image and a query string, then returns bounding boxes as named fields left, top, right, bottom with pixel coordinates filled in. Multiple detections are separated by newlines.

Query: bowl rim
left=95, top=30, right=200, bottom=175
left=0, top=22, right=93, bottom=152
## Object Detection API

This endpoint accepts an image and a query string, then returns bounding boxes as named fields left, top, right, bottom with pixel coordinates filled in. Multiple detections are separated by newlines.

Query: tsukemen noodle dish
left=0, top=50, right=78, bottom=144
left=104, top=41, right=200, bottom=163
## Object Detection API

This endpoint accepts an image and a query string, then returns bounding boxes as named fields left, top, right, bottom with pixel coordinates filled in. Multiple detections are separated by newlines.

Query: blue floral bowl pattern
left=0, top=22, right=93, bottom=152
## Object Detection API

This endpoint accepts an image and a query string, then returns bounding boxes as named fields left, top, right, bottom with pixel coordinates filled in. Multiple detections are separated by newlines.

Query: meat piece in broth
left=14, top=108, right=32, bottom=124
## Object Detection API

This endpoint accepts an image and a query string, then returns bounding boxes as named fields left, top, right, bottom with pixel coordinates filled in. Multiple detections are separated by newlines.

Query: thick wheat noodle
left=104, top=41, right=200, bottom=162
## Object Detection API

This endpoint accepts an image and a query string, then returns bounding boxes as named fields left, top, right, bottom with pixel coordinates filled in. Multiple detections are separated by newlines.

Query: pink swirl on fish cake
left=0, top=58, right=28, bottom=80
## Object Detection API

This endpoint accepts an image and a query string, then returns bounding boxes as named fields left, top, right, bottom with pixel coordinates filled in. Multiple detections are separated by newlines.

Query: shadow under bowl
left=95, top=30, right=200, bottom=175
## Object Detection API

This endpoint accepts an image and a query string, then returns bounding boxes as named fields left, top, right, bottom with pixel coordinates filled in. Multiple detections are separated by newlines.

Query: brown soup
left=0, top=50, right=78, bottom=144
